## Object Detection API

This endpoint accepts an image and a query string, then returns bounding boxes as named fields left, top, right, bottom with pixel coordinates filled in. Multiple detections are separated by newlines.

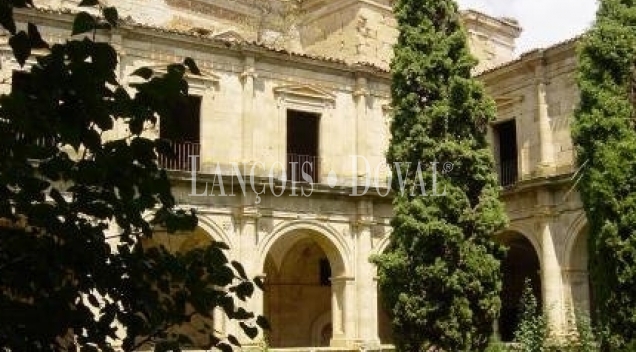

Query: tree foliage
left=372, top=0, right=508, bottom=351
left=573, top=0, right=636, bottom=350
left=0, top=1, right=264, bottom=351
left=513, top=279, right=548, bottom=352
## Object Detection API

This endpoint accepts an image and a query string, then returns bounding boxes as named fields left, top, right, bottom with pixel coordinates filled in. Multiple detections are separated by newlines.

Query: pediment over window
left=273, top=83, right=336, bottom=103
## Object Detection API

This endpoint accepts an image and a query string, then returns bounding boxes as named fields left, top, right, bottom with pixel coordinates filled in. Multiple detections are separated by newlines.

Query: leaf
left=227, top=335, right=241, bottom=347
left=183, top=57, right=201, bottom=75
left=102, top=7, right=118, bottom=27
left=256, top=316, right=270, bottom=330
left=239, top=322, right=259, bottom=339
left=217, top=342, right=233, bottom=352
left=235, top=281, right=254, bottom=301
left=231, top=261, right=248, bottom=280
left=88, top=294, right=100, bottom=308
left=78, top=0, right=99, bottom=6
left=131, top=67, right=154, bottom=80
left=49, top=188, right=67, bottom=207
left=253, top=276, right=265, bottom=291
left=0, top=2, right=16, bottom=34
left=27, top=23, right=49, bottom=49
left=72, top=12, right=96, bottom=35
left=9, top=31, right=30, bottom=66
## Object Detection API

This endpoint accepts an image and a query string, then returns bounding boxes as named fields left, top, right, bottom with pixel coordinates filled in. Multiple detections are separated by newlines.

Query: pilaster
left=233, top=205, right=262, bottom=346
left=354, top=199, right=380, bottom=348
left=354, top=74, right=369, bottom=183
left=331, top=276, right=358, bottom=348
left=535, top=60, right=555, bottom=176
left=536, top=191, right=565, bottom=337
left=241, top=55, right=256, bottom=164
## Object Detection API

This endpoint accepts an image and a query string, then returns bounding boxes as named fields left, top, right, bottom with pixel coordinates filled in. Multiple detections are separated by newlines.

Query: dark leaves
left=0, top=5, right=263, bottom=352
left=231, top=261, right=248, bottom=280
left=72, top=12, right=97, bottom=35
left=256, top=316, right=270, bottom=330
left=239, top=322, right=259, bottom=339
left=0, top=2, right=16, bottom=34
left=102, top=7, right=118, bottom=27
left=132, top=67, right=154, bottom=80
left=79, top=0, right=99, bottom=6
left=184, top=57, right=201, bottom=75
left=28, top=23, right=48, bottom=49
left=9, top=31, right=30, bottom=66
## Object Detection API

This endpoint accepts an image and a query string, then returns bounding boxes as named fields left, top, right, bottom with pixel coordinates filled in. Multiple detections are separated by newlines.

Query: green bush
left=513, top=278, right=548, bottom=352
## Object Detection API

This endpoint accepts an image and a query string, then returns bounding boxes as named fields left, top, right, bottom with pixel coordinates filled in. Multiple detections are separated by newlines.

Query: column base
left=330, top=337, right=382, bottom=349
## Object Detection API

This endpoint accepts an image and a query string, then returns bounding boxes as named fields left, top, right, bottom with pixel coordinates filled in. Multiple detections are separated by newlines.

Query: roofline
left=13, top=7, right=391, bottom=79
left=478, top=35, right=581, bottom=79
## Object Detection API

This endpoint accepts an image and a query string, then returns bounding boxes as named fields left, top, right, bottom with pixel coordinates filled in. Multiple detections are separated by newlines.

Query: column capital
left=234, top=206, right=261, bottom=220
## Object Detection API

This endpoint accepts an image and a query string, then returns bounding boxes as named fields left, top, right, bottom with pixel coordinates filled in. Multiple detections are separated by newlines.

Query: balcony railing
left=158, top=141, right=200, bottom=172
left=498, top=158, right=518, bottom=187
left=287, top=153, right=319, bottom=183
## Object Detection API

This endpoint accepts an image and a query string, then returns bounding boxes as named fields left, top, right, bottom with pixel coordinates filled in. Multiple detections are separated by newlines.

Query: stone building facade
left=4, top=0, right=588, bottom=350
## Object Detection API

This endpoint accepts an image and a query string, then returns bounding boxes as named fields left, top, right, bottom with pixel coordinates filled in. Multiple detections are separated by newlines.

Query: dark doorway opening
left=493, top=119, right=518, bottom=187
left=498, top=233, right=541, bottom=342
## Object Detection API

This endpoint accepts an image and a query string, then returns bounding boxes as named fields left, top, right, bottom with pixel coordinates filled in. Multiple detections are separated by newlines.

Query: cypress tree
left=574, top=0, right=636, bottom=349
left=372, top=1, right=507, bottom=351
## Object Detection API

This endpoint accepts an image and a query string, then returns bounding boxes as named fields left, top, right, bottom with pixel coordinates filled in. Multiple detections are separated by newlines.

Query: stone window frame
left=273, top=83, right=336, bottom=181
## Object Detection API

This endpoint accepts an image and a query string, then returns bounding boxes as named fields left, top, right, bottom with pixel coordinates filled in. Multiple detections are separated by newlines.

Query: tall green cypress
left=372, top=1, right=507, bottom=351
left=574, top=1, right=636, bottom=349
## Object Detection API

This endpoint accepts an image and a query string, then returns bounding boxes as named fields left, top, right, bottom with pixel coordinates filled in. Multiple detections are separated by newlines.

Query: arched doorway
left=263, top=230, right=345, bottom=348
left=497, top=231, right=542, bottom=342
left=141, top=227, right=223, bottom=348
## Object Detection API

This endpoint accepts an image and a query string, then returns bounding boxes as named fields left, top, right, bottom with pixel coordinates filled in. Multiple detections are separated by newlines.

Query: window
left=286, top=110, right=320, bottom=182
left=158, top=95, right=201, bottom=171
left=319, top=258, right=331, bottom=286
left=493, top=119, right=518, bottom=187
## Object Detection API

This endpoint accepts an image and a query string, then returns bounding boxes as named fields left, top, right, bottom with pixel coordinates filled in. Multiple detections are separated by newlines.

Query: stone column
left=330, top=277, right=347, bottom=345
left=344, top=277, right=357, bottom=346
left=331, top=275, right=357, bottom=347
left=233, top=205, right=263, bottom=346
left=535, top=61, right=554, bottom=175
left=241, top=56, right=256, bottom=166
left=355, top=200, right=380, bottom=347
left=539, top=213, right=564, bottom=336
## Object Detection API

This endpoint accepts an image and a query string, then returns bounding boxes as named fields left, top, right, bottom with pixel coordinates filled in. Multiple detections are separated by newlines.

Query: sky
left=456, top=0, right=599, bottom=54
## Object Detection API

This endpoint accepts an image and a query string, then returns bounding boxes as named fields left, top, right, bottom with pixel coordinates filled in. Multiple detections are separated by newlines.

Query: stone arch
left=261, top=220, right=348, bottom=348
left=196, top=214, right=234, bottom=249
left=563, top=212, right=588, bottom=269
left=373, top=233, right=392, bottom=256
left=563, top=213, right=591, bottom=320
left=498, top=225, right=542, bottom=268
left=496, top=229, right=542, bottom=342
left=141, top=222, right=225, bottom=348
left=257, top=220, right=351, bottom=276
